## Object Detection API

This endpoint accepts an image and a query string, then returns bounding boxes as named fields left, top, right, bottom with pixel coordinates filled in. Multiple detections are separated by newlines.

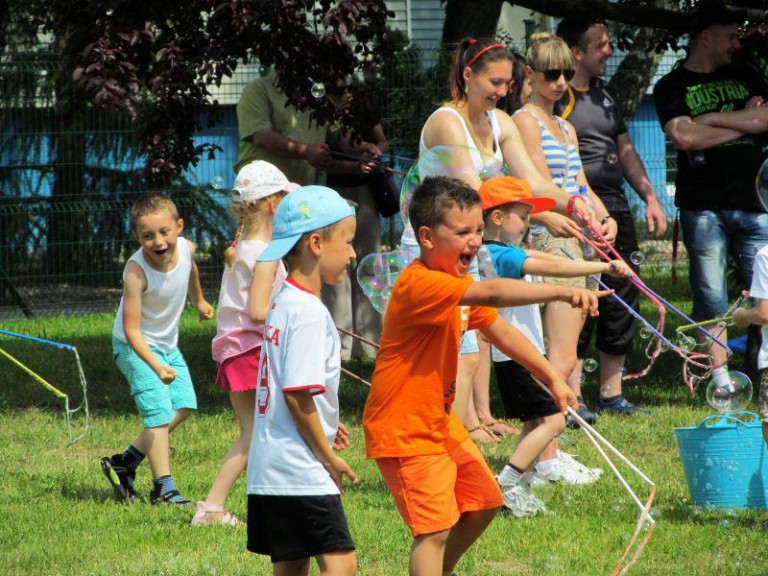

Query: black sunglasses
left=536, top=68, right=575, bottom=82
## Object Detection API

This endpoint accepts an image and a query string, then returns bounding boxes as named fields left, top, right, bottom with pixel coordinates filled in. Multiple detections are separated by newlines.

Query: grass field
left=2, top=292, right=768, bottom=575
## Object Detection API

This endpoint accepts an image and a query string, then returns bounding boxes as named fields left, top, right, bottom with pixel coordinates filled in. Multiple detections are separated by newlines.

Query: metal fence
left=1, top=47, right=686, bottom=318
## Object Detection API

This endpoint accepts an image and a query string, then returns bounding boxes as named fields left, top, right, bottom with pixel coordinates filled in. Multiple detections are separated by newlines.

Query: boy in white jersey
left=101, top=194, right=213, bottom=505
left=247, top=185, right=358, bottom=575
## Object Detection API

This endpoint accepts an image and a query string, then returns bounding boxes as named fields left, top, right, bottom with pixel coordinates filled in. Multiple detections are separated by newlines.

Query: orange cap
left=478, top=176, right=556, bottom=214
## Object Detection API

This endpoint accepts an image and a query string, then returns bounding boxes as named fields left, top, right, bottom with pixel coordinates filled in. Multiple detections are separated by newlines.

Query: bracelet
left=566, top=195, right=580, bottom=216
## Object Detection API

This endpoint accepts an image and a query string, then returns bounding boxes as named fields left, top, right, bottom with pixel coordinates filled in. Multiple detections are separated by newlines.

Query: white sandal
left=190, top=501, right=242, bottom=526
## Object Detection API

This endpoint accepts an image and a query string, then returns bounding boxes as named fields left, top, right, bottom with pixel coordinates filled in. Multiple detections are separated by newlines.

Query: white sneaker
left=557, top=450, right=603, bottom=481
left=533, top=456, right=599, bottom=485
left=497, top=475, right=547, bottom=517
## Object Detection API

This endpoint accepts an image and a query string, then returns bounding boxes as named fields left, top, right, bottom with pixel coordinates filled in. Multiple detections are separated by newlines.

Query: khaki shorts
left=530, top=229, right=591, bottom=289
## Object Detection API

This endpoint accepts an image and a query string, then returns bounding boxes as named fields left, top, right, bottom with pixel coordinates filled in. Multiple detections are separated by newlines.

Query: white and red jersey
left=246, top=278, right=342, bottom=496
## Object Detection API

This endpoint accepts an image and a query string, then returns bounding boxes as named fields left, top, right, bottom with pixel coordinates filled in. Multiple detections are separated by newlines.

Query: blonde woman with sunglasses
left=512, top=33, right=617, bottom=478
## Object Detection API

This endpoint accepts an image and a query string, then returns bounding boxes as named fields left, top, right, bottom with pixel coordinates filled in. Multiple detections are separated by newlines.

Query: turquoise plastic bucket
left=674, top=411, right=768, bottom=509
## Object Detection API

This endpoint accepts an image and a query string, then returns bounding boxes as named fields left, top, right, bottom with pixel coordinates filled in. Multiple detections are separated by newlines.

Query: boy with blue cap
left=245, top=185, right=359, bottom=575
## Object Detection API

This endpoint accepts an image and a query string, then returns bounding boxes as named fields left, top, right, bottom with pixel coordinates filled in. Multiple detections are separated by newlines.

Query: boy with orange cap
left=478, top=176, right=630, bottom=516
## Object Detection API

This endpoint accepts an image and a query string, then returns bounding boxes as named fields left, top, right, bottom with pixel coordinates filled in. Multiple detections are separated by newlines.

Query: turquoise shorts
left=113, top=337, right=197, bottom=428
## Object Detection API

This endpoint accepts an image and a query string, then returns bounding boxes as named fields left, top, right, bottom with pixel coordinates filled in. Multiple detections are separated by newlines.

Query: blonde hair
left=526, top=32, right=574, bottom=73
left=223, top=196, right=271, bottom=268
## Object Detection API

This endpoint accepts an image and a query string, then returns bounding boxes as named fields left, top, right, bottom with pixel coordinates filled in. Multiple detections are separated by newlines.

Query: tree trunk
left=441, top=0, right=506, bottom=44
left=610, top=28, right=660, bottom=123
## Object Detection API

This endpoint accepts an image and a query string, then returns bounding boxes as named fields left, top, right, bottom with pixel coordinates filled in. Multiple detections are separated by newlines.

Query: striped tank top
left=514, top=108, right=581, bottom=195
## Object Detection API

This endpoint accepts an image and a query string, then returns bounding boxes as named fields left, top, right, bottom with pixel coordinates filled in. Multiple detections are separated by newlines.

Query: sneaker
left=149, top=483, right=193, bottom=507
left=567, top=399, right=597, bottom=429
left=533, top=457, right=599, bottom=485
left=556, top=450, right=602, bottom=481
left=595, top=395, right=639, bottom=416
left=497, top=475, right=547, bottom=517
left=100, top=455, right=136, bottom=502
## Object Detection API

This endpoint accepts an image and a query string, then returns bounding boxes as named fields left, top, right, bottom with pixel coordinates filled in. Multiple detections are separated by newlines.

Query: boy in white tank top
left=101, top=194, right=213, bottom=506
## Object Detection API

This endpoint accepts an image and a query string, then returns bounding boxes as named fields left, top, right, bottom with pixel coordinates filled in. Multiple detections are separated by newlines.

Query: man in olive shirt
left=235, top=69, right=331, bottom=184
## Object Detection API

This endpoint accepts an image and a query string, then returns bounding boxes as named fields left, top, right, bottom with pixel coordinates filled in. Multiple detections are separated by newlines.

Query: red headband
left=466, top=43, right=505, bottom=68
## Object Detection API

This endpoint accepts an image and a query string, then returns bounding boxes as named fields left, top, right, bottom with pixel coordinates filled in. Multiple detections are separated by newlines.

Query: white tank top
left=402, top=107, right=503, bottom=247
left=112, top=238, right=193, bottom=352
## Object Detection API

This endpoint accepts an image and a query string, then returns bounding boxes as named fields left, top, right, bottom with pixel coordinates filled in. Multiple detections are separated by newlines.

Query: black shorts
left=578, top=209, right=640, bottom=357
left=247, top=494, right=355, bottom=563
left=493, top=359, right=559, bottom=421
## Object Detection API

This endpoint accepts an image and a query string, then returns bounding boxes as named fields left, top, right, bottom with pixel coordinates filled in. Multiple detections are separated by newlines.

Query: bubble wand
left=570, top=227, right=727, bottom=391
left=534, top=378, right=656, bottom=575
left=573, top=222, right=731, bottom=354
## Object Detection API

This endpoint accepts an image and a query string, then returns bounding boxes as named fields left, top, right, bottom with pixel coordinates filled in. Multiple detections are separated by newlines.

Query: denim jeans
left=680, top=209, right=768, bottom=320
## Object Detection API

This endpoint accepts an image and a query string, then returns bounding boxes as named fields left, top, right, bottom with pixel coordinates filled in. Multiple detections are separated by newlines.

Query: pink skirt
left=215, top=347, right=261, bottom=393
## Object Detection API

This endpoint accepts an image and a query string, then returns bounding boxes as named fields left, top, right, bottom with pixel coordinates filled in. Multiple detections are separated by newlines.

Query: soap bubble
left=583, top=358, right=599, bottom=373
left=639, top=326, right=652, bottom=340
left=356, top=251, right=408, bottom=314
left=311, top=82, right=326, bottom=99
left=706, top=371, right=753, bottom=414
left=677, top=334, right=697, bottom=352
left=211, top=175, right=226, bottom=190
left=630, top=251, right=644, bottom=265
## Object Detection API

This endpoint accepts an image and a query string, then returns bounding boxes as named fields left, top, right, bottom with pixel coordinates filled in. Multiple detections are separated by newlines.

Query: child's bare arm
left=480, top=317, right=577, bottom=413
left=522, top=255, right=632, bottom=279
left=733, top=299, right=768, bottom=327
left=284, top=390, right=359, bottom=491
left=248, top=261, right=280, bottom=324
left=122, top=262, right=177, bottom=384
left=186, top=241, right=213, bottom=320
left=462, top=277, right=611, bottom=316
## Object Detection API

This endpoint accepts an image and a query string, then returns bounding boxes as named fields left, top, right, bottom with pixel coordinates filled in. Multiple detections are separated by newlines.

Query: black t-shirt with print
left=653, top=63, right=768, bottom=211
left=556, top=78, right=629, bottom=212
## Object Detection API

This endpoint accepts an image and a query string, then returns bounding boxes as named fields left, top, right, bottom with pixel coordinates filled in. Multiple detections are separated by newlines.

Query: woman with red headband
left=400, top=38, right=604, bottom=447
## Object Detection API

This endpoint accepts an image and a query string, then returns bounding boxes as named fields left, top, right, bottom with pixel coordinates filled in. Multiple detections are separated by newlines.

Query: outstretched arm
left=461, top=276, right=611, bottom=316
left=522, top=255, right=631, bottom=279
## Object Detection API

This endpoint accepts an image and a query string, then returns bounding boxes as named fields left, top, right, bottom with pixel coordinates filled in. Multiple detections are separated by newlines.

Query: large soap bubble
left=705, top=371, right=753, bottom=414
left=400, top=144, right=509, bottom=226
left=356, top=251, right=409, bottom=314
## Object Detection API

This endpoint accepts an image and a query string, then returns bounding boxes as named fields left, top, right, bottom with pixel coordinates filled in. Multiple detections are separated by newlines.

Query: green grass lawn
left=2, top=294, right=768, bottom=575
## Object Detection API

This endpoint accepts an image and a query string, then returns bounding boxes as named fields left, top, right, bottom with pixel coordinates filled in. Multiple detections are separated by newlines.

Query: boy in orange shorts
left=363, top=176, right=610, bottom=576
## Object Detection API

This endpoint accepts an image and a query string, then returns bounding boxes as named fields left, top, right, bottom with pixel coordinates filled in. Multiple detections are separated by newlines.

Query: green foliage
left=2, top=0, right=395, bottom=185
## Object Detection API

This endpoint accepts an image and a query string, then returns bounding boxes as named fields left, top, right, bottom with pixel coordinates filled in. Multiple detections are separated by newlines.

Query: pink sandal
left=191, top=501, right=242, bottom=527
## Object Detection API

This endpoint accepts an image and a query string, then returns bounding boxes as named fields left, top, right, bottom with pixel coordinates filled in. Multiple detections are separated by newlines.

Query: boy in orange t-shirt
left=363, top=176, right=610, bottom=576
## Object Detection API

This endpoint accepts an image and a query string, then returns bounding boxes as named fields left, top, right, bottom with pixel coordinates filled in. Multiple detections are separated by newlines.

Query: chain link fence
left=1, top=47, right=686, bottom=319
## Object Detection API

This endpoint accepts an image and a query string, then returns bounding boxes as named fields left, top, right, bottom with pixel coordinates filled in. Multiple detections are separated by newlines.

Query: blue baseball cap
left=257, top=185, right=356, bottom=261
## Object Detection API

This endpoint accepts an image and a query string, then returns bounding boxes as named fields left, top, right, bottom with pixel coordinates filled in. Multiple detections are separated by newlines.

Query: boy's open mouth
left=154, top=248, right=169, bottom=256
left=459, top=253, right=473, bottom=266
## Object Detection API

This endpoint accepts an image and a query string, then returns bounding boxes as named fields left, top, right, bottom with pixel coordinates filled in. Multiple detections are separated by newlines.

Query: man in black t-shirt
left=556, top=18, right=667, bottom=420
left=653, top=0, right=768, bottom=380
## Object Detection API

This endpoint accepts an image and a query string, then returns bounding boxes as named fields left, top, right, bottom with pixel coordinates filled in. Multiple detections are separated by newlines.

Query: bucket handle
left=700, top=411, right=760, bottom=428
